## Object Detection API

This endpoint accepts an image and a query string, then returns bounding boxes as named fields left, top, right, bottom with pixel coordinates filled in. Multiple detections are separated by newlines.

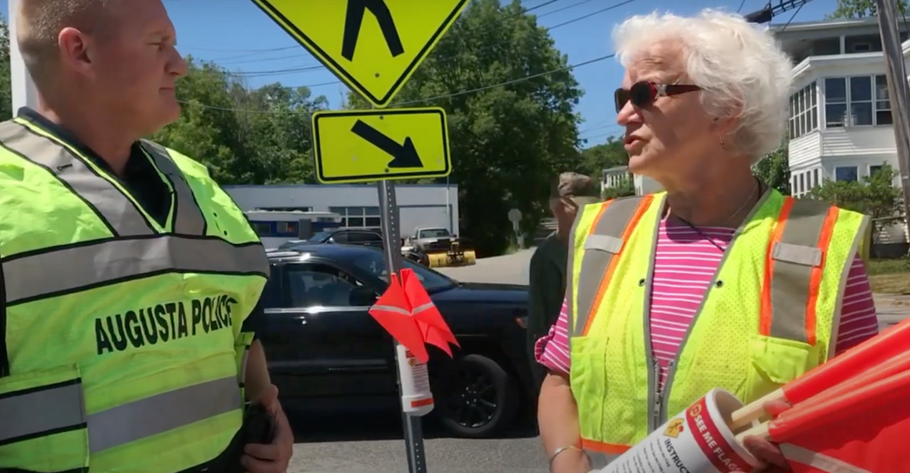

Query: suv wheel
left=435, top=354, right=519, bottom=438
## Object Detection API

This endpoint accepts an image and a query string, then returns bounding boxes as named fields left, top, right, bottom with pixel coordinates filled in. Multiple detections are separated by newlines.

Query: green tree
left=0, top=14, right=12, bottom=121
left=807, top=164, right=905, bottom=243
left=753, top=147, right=791, bottom=195
left=827, top=0, right=909, bottom=18
left=152, top=57, right=327, bottom=185
left=348, top=0, right=583, bottom=255
left=577, top=136, right=626, bottom=177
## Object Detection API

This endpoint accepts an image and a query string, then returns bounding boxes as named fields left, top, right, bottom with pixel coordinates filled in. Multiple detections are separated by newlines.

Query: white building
left=773, top=17, right=909, bottom=244
left=600, top=166, right=662, bottom=197
left=223, top=183, right=460, bottom=239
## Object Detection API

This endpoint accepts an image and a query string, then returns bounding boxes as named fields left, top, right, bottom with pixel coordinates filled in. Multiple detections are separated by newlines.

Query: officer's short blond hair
left=16, top=0, right=114, bottom=88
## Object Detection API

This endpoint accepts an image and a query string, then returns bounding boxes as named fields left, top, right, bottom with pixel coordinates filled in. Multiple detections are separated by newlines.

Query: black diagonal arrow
left=351, top=120, right=423, bottom=168
left=342, top=0, right=405, bottom=62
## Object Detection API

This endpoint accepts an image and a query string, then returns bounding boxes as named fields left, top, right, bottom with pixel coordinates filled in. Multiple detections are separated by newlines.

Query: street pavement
left=286, top=252, right=910, bottom=473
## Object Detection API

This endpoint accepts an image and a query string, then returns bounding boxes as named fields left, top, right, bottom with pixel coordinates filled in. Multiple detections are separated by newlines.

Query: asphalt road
left=286, top=251, right=909, bottom=473
left=287, top=411, right=547, bottom=473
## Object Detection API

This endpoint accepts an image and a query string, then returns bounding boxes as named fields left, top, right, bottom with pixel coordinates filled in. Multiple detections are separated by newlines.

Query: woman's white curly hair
left=612, top=9, right=794, bottom=163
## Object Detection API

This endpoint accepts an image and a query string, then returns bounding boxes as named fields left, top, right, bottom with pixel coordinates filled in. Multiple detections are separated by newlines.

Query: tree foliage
left=577, top=136, right=626, bottom=177
left=827, top=0, right=909, bottom=18
left=807, top=165, right=905, bottom=242
left=753, top=147, right=791, bottom=195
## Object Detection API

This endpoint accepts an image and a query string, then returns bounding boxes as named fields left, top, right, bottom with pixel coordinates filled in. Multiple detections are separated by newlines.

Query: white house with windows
left=773, top=16, right=909, bottom=244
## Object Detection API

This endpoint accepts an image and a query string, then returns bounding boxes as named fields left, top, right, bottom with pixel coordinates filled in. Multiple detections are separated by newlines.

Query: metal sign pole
left=377, top=179, right=428, bottom=473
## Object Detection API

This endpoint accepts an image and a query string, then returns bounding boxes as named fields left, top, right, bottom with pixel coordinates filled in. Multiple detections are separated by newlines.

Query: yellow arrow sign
left=251, top=0, right=469, bottom=108
left=312, top=108, right=452, bottom=184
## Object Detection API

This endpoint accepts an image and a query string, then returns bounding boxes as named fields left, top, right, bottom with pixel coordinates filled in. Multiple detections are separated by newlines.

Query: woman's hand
left=736, top=401, right=792, bottom=473
left=738, top=435, right=791, bottom=472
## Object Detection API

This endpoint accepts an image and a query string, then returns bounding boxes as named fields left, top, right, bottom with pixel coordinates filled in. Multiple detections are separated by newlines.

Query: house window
left=814, top=168, right=821, bottom=186
left=870, top=165, right=883, bottom=178
left=798, top=173, right=805, bottom=195
left=835, top=166, right=858, bottom=182
left=328, top=206, right=382, bottom=228
left=825, top=75, right=891, bottom=128
left=789, top=81, right=818, bottom=138
left=875, top=75, right=892, bottom=125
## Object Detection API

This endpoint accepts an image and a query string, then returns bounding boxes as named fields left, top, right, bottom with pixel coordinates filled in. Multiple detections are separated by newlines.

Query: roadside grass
left=867, top=258, right=910, bottom=295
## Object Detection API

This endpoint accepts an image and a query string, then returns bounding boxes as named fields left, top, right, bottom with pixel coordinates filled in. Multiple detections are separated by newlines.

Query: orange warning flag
left=401, top=269, right=460, bottom=357
left=765, top=367, right=910, bottom=473
left=368, top=269, right=459, bottom=364
left=731, top=317, right=910, bottom=428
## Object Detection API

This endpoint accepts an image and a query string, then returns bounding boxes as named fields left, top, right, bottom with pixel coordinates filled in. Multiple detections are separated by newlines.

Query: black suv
left=254, top=244, right=533, bottom=438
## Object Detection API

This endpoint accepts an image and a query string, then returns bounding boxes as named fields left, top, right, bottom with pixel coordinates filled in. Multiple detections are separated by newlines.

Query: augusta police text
left=95, top=295, right=237, bottom=354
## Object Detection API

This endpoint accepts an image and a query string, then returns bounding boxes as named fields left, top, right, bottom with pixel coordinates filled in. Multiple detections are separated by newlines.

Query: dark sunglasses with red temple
left=614, top=81, right=701, bottom=113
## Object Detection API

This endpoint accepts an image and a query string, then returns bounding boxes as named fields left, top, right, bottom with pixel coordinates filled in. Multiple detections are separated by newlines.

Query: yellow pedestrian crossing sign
left=311, top=108, right=452, bottom=184
left=251, top=0, right=470, bottom=108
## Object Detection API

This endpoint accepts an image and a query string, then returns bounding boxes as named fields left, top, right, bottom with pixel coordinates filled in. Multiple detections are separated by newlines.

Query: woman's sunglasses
left=613, top=81, right=701, bottom=113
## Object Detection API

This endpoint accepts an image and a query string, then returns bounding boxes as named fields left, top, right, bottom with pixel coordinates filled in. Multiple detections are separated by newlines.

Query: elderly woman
left=536, top=9, right=881, bottom=473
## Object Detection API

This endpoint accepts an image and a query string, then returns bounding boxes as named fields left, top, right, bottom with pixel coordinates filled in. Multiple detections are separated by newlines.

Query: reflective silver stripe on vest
left=0, top=121, right=155, bottom=237
left=2, top=236, right=269, bottom=304
left=0, top=381, right=85, bottom=446
left=767, top=199, right=836, bottom=343
left=569, top=197, right=645, bottom=338
left=139, top=140, right=207, bottom=235
left=88, top=376, right=240, bottom=453
left=0, top=376, right=240, bottom=452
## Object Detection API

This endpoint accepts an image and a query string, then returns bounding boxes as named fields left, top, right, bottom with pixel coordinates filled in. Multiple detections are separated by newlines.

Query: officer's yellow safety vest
left=0, top=116, right=268, bottom=473
left=567, top=189, right=869, bottom=456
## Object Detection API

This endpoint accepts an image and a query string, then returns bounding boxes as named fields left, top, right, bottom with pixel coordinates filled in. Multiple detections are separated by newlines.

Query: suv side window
left=330, top=232, right=348, bottom=243
left=348, top=232, right=381, bottom=243
left=285, top=263, right=362, bottom=308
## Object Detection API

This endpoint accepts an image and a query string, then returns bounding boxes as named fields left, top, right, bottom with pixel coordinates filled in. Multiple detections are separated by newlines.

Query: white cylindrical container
left=597, top=389, right=760, bottom=473
left=395, top=344, right=434, bottom=417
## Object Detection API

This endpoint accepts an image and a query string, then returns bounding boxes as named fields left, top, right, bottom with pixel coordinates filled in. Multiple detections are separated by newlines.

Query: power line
left=185, top=0, right=636, bottom=73
left=537, top=0, right=600, bottom=18
left=778, top=2, right=805, bottom=32
left=177, top=53, right=614, bottom=113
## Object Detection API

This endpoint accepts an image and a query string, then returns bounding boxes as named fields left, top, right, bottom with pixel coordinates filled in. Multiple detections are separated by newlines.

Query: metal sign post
left=377, top=179, right=428, bottom=473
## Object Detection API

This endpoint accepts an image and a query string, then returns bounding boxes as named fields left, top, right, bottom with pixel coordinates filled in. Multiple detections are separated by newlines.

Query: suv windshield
left=306, top=231, right=333, bottom=242
left=417, top=228, right=451, bottom=239
left=350, top=250, right=456, bottom=293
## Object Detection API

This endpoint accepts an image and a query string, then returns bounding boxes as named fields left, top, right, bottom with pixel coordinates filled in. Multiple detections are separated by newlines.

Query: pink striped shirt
left=535, top=219, right=879, bottom=389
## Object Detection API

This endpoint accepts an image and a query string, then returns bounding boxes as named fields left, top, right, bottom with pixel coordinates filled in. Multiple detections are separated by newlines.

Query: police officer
left=0, top=1, right=293, bottom=472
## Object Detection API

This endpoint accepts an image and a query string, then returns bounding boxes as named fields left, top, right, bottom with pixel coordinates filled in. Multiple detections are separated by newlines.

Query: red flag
left=766, top=368, right=910, bottom=472
left=401, top=269, right=460, bottom=356
left=368, top=272, right=429, bottom=363
left=368, top=269, right=459, bottom=363
left=730, top=318, right=910, bottom=429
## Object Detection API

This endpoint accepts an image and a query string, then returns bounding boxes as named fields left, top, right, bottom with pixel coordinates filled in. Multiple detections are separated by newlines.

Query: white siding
left=819, top=128, right=897, bottom=157
left=224, top=184, right=460, bottom=239
left=788, top=132, right=822, bottom=167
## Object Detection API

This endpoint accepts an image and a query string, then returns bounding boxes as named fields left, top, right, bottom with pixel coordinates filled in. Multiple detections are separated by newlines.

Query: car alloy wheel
left=437, top=354, right=519, bottom=438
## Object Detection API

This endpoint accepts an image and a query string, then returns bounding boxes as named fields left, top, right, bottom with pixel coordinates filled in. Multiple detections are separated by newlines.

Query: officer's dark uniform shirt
left=0, top=108, right=263, bottom=376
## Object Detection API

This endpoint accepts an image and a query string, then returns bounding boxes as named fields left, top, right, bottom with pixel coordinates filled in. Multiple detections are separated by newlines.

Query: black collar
left=16, top=106, right=145, bottom=177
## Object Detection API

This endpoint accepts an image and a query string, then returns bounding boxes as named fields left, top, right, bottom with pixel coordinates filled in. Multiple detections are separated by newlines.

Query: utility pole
left=874, top=0, right=910, bottom=238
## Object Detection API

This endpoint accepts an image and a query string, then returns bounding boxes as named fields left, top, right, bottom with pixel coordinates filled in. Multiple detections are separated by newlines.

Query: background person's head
left=612, top=10, right=792, bottom=191
left=16, top=0, right=187, bottom=137
left=549, top=172, right=601, bottom=236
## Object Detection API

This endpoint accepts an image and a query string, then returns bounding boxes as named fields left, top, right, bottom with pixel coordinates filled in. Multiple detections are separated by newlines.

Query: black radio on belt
left=222, top=402, right=276, bottom=473
left=242, top=402, right=276, bottom=445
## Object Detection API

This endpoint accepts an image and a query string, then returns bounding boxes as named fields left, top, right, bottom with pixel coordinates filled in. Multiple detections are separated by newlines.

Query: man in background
left=527, top=172, right=601, bottom=389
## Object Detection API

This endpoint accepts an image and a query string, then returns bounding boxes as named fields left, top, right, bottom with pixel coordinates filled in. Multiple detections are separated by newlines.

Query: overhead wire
left=193, top=0, right=636, bottom=76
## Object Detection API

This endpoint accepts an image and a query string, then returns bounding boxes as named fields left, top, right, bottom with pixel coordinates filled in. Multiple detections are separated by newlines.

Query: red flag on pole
left=730, top=317, right=910, bottom=429
left=368, top=269, right=459, bottom=364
